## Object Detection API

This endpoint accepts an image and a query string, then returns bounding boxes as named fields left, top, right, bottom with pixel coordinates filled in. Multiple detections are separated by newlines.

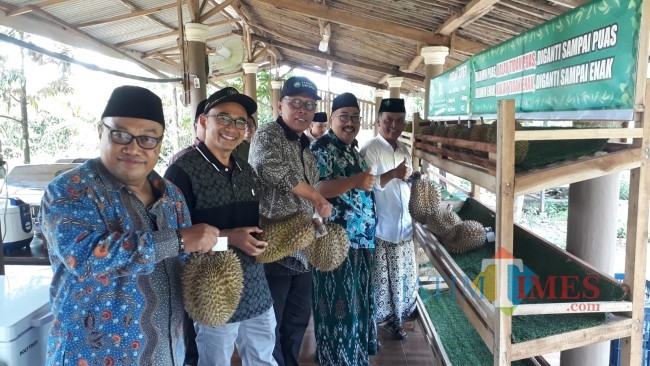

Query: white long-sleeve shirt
left=360, top=134, right=413, bottom=243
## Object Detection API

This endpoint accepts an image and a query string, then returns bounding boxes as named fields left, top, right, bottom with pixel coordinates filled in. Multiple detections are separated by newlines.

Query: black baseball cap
left=281, top=76, right=322, bottom=100
left=194, top=99, right=207, bottom=122
left=204, top=87, right=257, bottom=116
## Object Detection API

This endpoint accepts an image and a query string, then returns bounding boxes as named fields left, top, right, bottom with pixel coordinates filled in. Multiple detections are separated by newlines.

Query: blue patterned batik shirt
left=39, top=158, right=191, bottom=366
left=310, top=131, right=376, bottom=249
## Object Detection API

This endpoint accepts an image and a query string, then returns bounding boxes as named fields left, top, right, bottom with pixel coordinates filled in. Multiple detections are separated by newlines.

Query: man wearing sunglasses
left=165, top=87, right=277, bottom=366
left=249, top=76, right=332, bottom=366
left=39, top=85, right=220, bottom=366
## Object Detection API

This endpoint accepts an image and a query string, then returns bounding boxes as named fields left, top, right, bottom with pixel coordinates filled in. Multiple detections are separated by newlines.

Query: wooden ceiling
left=0, top=0, right=587, bottom=92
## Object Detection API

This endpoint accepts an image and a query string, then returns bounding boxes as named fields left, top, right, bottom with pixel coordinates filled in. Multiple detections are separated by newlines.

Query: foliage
left=0, top=29, right=73, bottom=164
left=619, top=175, right=629, bottom=200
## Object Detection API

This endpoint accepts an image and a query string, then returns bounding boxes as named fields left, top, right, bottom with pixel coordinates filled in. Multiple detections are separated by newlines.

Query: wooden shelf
left=510, top=316, right=633, bottom=361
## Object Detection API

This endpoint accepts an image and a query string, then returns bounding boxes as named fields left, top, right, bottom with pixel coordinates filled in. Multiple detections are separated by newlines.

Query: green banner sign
left=429, top=61, right=471, bottom=118
left=429, top=0, right=642, bottom=119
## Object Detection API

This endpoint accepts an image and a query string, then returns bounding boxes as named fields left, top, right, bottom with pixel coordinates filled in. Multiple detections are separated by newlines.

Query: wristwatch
left=176, top=230, right=185, bottom=253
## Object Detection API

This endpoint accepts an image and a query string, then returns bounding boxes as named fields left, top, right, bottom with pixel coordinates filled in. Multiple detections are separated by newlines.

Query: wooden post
left=374, top=89, right=384, bottom=137
left=387, top=76, right=403, bottom=98
left=494, top=99, right=516, bottom=366
left=471, top=183, right=481, bottom=200
left=619, top=81, right=650, bottom=366
left=411, top=113, right=420, bottom=172
left=271, top=80, right=282, bottom=120
left=185, top=23, right=209, bottom=117
left=242, top=63, right=258, bottom=117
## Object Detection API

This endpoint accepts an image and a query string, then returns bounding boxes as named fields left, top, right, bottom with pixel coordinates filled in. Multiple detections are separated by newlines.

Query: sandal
left=381, top=322, right=408, bottom=340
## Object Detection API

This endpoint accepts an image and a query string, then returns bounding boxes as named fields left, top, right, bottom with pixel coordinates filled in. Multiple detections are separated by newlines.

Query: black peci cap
left=331, top=92, right=359, bottom=113
left=378, top=98, right=406, bottom=114
left=101, top=85, right=165, bottom=128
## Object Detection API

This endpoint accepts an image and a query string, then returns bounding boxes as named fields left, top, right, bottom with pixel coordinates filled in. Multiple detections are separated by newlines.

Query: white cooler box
left=0, top=267, right=53, bottom=366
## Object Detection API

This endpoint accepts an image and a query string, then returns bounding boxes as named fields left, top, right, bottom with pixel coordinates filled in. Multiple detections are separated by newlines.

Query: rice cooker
left=0, top=198, right=33, bottom=253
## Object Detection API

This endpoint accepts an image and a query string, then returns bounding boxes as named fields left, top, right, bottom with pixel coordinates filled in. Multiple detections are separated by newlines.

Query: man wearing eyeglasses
left=39, top=86, right=220, bottom=366
left=360, top=98, right=416, bottom=342
left=310, top=92, right=379, bottom=365
left=249, top=76, right=332, bottom=366
left=165, top=87, right=277, bottom=366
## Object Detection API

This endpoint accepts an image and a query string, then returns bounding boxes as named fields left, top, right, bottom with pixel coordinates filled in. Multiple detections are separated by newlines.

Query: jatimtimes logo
left=423, top=247, right=601, bottom=315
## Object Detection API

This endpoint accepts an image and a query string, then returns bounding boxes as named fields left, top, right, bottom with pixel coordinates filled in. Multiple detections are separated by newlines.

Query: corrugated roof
left=0, top=0, right=576, bottom=91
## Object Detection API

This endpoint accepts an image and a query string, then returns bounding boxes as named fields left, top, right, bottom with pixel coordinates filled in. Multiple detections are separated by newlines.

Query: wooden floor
left=232, top=316, right=436, bottom=366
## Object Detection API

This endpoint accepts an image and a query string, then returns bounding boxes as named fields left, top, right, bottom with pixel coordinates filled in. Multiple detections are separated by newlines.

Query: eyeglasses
left=205, top=114, right=249, bottom=130
left=334, top=114, right=362, bottom=124
left=102, top=122, right=163, bottom=149
left=282, top=98, right=318, bottom=111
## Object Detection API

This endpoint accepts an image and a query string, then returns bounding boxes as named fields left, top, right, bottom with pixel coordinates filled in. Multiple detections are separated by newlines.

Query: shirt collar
left=326, top=129, right=358, bottom=149
left=277, top=116, right=311, bottom=150
left=377, top=134, right=401, bottom=151
left=196, top=141, right=242, bottom=171
left=92, top=158, right=167, bottom=195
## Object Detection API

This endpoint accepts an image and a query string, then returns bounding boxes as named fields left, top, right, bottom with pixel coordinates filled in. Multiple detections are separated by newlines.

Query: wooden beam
left=546, top=0, right=589, bottom=9
left=22, top=6, right=166, bottom=77
left=254, top=0, right=445, bottom=45
left=6, top=0, right=72, bottom=16
left=450, top=33, right=489, bottom=55
left=186, top=0, right=200, bottom=21
left=116, top=19, right=234, bottom=48
left=199, top=0, right=237, bottom=22
left=248, top=33, right=423, bottom=82
left=118, top=0, right=175, bottom=31
left=75, top=3, right=178, bottom=28
left=282, top=60, right=382, bottom=90
left=437, top=0, right=500, bottom=35
left=248, top=23, right=313, bottom=49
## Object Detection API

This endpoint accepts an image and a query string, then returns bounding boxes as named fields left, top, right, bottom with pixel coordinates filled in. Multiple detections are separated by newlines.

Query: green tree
left=222, top=70, right=279, bottom=125
left=0, top=30, right=72, bottom=164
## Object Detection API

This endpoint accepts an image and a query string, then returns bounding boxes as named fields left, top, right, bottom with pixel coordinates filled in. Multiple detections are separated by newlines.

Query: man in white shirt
left=360, top=98, right=415, bottom=340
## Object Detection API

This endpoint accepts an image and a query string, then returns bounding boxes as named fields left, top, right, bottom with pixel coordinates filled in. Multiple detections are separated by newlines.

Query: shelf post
left=494, top=99, right=516, bottom=366
left=619, top=81, right=650, bottom=366
left=411, top=112, right=421, bottom=172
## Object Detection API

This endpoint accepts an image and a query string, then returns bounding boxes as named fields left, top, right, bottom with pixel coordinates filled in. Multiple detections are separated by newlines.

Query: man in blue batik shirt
left=309, top=92, right=378, bottom=366
left=39, top=86, right=219, bottom=366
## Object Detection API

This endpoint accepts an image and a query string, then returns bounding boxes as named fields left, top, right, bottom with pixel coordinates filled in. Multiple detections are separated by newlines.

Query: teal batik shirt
left=310, top=131, right=377, bottom=249
left=39, top=159, right=191, bottom=366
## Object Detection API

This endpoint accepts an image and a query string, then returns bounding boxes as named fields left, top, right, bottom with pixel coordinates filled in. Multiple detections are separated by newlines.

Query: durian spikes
left=306, top=222, right=350, bottom=271
left=256, top=212, right=316, bottom=263
left=183, top=251, right=244, bottom=326
left=427, top=204, right=461, bottom=237
left=408, top=175, right=441, bottom=224
left=441, top=220, right=487, bottom=254
left=487, top=121, right=529, bottom=164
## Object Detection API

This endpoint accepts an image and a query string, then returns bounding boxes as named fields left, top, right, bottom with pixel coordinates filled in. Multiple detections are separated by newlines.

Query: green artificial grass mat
left=430, top=197, right=627, bottom=343
left=516, top=128, right=608, bottom=172
left=420, top=288, right=530, bottom=365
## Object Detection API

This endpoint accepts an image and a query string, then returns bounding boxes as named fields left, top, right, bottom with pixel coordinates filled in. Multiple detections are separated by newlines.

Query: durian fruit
left=469, top=124, right=491, bottom=158
left=256, top=212, right=316, bottom=263
left=445, top=125, right=465, bottom=151
left=440, top=220, right=487, bottom=254
left=404, top=123, right=413, bottom=133
left=416, top=246, right=430, bottom=266
left=408, top=176, right=441, bottom=224
left=306, top=223, right=349, bottom=271
left=183, top=251, right=244, bottom=326
left=420, top=124, right=437, bottom=135
left=487, top=121, right=529, bottom=164
left=458, top=126, right=473, bottom=154
left=427, top=205, right=461, bottom=237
